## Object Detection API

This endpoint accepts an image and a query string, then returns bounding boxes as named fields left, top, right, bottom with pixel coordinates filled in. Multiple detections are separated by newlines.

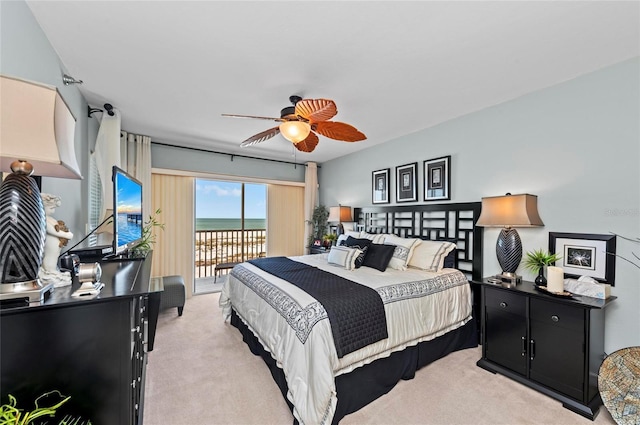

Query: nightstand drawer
left=530, top=298, right=584, bottom=332
left=485, top=287, right=526, bottom=317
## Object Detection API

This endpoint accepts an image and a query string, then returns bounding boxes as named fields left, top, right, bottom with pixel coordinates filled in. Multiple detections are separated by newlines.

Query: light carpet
left=144, top=292, right=615, bottom=425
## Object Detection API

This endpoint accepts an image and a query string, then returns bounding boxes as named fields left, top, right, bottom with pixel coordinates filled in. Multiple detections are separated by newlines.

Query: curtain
left=120, top=131, right=152, bottom=220
left=92, top=109, right=121, bottom=224
left=303, top=162, right=318, bottom=253
left=267, top=184, right=305, bottom=257
left=151, top=173, right=195, bottom=298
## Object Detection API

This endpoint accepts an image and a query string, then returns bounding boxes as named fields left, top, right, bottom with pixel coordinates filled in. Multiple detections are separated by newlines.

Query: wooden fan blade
left=240, top=126, right=280, bottom=148
left=314, top=121, right=366, bottom=142
left=295, top=99, right=337, bottom=123
left=222, top=113, right=284, bottom=122
left=294, top=131, right=319, bottom=153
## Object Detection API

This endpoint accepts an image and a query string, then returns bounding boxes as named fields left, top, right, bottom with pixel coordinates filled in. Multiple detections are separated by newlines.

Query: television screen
left=112, top=166, right=143, bottom=256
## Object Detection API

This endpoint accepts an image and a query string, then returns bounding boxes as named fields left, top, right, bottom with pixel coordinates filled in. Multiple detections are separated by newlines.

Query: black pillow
left=343, top=236, right=372, bottom=268
left=362, top=243, right=395, bottom=272
left=443, top=248, right=458, bottom=269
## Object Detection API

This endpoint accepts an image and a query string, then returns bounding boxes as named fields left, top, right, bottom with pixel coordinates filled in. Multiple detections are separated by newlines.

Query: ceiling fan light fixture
left=279, top=121, right=311, bottom=144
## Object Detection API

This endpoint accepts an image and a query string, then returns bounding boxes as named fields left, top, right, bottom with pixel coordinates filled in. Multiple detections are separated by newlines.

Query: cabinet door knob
left=551, top=315, right=559, bottom=322
left=499, top=302, right=507, bottom=308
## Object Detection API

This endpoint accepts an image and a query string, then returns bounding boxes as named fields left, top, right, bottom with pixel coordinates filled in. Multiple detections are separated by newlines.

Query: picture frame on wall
left=395, top=162, right=417, bottom=203
left=424, top=155, right=451, bottom=201
left=372, top=168, right=390, bottom=204
left=548, top=232, right=617, bottom=285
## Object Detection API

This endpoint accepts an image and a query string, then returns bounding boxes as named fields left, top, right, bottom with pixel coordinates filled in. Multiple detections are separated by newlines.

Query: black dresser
left=474, top=278, right=616, bottom=420
left=0, top=253, right=162, bottom=424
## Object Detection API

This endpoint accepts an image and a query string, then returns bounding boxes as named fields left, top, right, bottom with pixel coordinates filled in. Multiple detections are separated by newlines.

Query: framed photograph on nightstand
left=549, top=232, right=617, bottom=285
left=372, top=168, right=390, bottom=204
left=396, top=162, right=417, bottom=203
left=424, top=155, right=451, bottom=201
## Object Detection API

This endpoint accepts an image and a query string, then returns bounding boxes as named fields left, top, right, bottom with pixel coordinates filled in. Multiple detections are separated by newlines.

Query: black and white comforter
left=219, top=254, right=471, bottom=425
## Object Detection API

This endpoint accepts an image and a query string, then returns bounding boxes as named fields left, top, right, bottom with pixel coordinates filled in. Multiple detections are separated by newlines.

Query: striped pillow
left=407, top=240, right=456, bottom=272
left=327, top=245, right=362, bottom=270
left=383, top=234, right=422, bottom=271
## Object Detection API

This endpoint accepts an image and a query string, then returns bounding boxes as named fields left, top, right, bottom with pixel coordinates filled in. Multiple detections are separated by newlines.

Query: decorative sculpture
left=39, top=193, right=74, bottom=287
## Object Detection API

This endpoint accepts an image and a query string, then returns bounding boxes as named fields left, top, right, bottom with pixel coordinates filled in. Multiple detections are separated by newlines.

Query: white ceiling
left=26, top=1, right=639, bottom=164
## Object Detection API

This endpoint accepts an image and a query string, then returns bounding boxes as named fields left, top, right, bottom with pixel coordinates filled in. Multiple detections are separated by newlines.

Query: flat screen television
left=112, top=166, right=143, bottom=256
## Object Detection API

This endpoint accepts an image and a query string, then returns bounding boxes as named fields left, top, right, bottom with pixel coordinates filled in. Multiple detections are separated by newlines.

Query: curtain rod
left=151, top=141, right=319, bottom=168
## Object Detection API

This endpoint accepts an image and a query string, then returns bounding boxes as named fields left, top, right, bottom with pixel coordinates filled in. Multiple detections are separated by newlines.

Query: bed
left=219, top=202, right=483, bottom=424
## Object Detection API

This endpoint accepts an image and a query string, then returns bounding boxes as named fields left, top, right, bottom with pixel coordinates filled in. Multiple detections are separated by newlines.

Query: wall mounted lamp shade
left=279, top=121, right=311, bottom=144
left=328, top=205, right=353, bottom=235
left=476, top=193, right=544, bottom=280
left=0, top=75, right=81, bottom=299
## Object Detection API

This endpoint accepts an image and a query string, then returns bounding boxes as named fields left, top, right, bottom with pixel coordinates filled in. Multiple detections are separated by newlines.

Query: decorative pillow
left=408, top=240, right=456, bottom=272
left=336, top=234, right=349, bottom=246
left=344, top=230, right=361, bottom=239
left=383, top=234, right=422, bottom=271
left=327, top=245, right=362, bottom=270
left=362, top=243, right=396, bottom=272
left=342, top=236, right=372, bottom=268
left=443, top=248, right=458, bottom=269
left=360, top=232, right=386, bottom=244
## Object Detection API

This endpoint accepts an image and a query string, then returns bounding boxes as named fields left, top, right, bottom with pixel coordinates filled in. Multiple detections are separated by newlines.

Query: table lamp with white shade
left=0, top=75, right=82, bottom=303
left=328, top=205, right=353, bottom=236
left=476, top=193, right=544, bottom=283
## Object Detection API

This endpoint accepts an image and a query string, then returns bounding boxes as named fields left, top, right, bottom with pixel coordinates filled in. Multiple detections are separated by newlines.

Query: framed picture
left=548, top=232, right=617, bottom=285
left=424, top=155, right=451, bottom=201
left=372, top=168, right=390, bottom=204
left=395, top=162, right=417, bottom=203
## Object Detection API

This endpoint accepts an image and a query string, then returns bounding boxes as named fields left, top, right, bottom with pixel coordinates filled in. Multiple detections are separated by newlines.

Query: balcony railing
left=195, top=229, right=266, bottom=278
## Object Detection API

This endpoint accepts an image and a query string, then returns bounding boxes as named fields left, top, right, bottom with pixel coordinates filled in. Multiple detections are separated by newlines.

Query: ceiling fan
left=222, top=95, right=366, bottom=153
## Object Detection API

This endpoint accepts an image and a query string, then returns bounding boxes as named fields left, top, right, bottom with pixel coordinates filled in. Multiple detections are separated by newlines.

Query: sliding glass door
left=194, top=179, right=266, bottom=291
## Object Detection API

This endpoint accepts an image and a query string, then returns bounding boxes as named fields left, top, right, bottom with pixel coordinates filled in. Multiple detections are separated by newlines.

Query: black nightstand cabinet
left=476, top=280, right=615, bottom=420
left=484, top=288, right=527, bottom=375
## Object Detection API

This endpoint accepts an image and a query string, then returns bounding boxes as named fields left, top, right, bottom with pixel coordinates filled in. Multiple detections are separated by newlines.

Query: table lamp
left=328, top=205, right=353, bottom=235
left=476, top=193, right=544, bottom=283
left=0, top=75, right=82, bottom=302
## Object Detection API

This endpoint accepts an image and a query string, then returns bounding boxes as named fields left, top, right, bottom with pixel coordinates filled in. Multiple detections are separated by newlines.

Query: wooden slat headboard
left=353, top=202, right=483, bottom=280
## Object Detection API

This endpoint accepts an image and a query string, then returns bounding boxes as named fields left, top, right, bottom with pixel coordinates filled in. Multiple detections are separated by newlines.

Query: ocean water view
left=117, top=213, right=143, bottom=245
left=196, top=218, right=266, bottom=231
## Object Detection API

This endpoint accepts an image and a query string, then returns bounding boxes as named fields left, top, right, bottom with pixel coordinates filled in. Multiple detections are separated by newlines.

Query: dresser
left=474, top=278, right=616, bottom=419
left=0, top=253, right=161, bottom=424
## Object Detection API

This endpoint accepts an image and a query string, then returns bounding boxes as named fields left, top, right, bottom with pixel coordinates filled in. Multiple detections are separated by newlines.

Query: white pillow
left=336, top=234, right=349, bottom=246
left=408, top=240, right=456, bottom=272
left=383, top=234, right=422, bottom=271
left=344, top=230, right=361, bottom=239
left=327, top=245, right=362, bottom=270
left=360, top=232, right=385, bottom=244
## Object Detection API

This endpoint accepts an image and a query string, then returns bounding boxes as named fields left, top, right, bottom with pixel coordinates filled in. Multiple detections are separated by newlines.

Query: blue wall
left=319, top=58, right=640, bottom=352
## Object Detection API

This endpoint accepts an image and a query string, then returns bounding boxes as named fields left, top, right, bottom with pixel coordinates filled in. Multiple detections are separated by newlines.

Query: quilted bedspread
left=219, top=254, right=471, bottom=425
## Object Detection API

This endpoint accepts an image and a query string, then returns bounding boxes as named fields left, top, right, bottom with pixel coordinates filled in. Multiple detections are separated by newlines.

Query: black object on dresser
left=0, top=253, right=162, bottom=425
left=475, top=278, right=616, bottom=420
left=308, top=246, right=330, bottom=255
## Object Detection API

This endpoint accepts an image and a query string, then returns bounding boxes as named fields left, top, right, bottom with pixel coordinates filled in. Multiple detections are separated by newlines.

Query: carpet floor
left=144, top=292, right=616, bottom=425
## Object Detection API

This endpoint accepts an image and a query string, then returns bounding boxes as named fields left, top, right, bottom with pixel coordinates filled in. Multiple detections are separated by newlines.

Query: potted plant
left=306, top=205, right=329, bottom=247
left=523, top=248, right=562, bottom=286
left=133, top=208, right=164, bottom=256
left=322, top=233, right=337, bottom=248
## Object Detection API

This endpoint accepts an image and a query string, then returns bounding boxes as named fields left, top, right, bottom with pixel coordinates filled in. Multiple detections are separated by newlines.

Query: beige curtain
left=303, top=162, right=318, bottom=254
left=267, top=184, right=305, bottom=257
left=93, top=109, right=121, bottom=223
left=120, top=131, right=152, bottom=218
left=151, top=173, right=195, bottom=298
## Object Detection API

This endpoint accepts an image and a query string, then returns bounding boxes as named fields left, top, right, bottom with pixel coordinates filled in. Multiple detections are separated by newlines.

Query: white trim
left=151, top=167, right=305, bottom=187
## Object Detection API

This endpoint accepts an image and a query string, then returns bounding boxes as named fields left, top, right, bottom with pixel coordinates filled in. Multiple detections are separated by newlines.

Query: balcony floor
left=195, top=275, right=226, bottom=294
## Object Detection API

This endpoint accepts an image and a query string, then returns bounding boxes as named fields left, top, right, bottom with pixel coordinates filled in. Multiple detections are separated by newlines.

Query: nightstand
left=308, top=246, right=330, bottom=255
left=473, top=278, right=616, bottom=419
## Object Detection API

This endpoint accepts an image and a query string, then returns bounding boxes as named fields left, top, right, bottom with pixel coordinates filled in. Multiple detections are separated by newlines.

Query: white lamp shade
left=476, top=193, right=543, bottom=228
left=328, top=206, right=353, bottom=223
left=0, top=75, right=81, bottom=179
left=279, top=121, right=311, bottom=144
